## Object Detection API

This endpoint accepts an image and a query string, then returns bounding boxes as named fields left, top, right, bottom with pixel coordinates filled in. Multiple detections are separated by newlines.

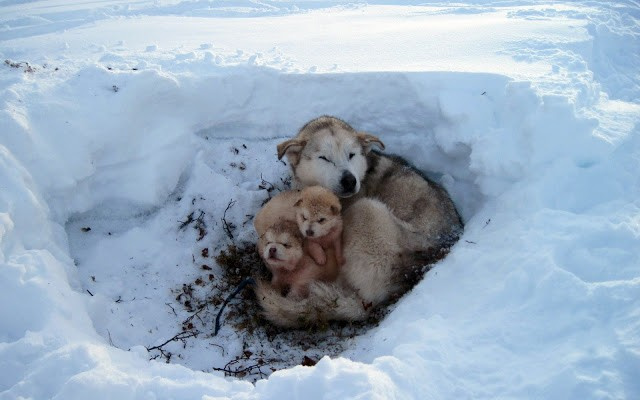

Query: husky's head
left=277, top=116, right=385, bottom=198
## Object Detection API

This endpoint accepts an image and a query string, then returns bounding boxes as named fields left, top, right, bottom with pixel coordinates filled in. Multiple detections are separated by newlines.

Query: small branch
left=146, top=330, right=199, bottom=353
left=194, top=210, right=207, bottom=241
left=258, top=175, right=275, bottom=192
left=209, top=343, right=226, bottom=357
left=183, top=303, right=208, bottom=327
left=146, top=330, right=199, bottom=363
left=166, top=302, right=177, bottom=317
left=178, top=212, right=195, bottom=230
left=212, top=357, right=268, bottom=379
left=222, top=200, right=237, bottom=240
left=242, top=214, right=254, bottom=227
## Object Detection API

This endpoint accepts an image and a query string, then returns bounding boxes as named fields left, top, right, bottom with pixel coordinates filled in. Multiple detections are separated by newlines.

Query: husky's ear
left=357, top=132, right=385, bottom=152
left=277, top=138, right=306, bottom=163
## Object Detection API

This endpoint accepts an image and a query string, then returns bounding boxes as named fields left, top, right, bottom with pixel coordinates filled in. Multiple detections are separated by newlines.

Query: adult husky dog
left=255, top=116, right=463, bottom=327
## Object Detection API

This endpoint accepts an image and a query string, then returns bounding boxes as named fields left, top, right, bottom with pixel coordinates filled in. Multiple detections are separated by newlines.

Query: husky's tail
left=394, top=211, right=462, bottom=255
left=254, top=280, right=369, bottom=328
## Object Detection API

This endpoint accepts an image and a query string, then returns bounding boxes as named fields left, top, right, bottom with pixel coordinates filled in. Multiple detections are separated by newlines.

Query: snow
left=1, top=1, right=639, bottom=399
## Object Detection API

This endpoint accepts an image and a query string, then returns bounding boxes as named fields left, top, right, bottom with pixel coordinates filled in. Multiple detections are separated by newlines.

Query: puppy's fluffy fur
left=253, top=189, right=301, bottom=239
left=294, top=186, right=344, bottom=268
left=258, top=220, right=336, bottom=299
left=254, top=187, right=343, bottom=299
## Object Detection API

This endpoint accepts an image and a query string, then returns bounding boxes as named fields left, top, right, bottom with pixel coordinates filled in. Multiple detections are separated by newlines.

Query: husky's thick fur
left=255, top=116, right=463, bottom=327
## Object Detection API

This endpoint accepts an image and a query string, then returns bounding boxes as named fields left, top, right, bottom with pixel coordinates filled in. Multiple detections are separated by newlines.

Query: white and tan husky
left=255, top=116, right=463, bottom=327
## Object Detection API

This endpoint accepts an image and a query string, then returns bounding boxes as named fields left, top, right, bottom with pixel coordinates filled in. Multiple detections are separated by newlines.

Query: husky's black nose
left=340, top=171, right=357, bottom=193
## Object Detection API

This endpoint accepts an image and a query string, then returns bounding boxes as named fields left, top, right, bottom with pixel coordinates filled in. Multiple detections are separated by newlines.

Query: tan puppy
left=253, top=189, right=300, bottom=238
left=258, top=220, right=338, bottom=299
left=294, top=186, right=344, bottom=267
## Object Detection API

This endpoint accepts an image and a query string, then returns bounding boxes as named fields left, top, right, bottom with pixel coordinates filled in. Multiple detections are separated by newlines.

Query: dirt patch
left=160, top=233, right=450, bottom=381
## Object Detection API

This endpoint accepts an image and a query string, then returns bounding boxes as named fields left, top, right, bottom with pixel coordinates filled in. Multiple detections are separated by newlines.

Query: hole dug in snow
left=62, top=70, right=537, bottom=382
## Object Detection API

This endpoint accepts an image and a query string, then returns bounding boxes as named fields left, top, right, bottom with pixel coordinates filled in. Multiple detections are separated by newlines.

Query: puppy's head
left=277, top=116, right=384, bottom=198
left=294, top=186, right=342, bottom=239
left=259, top=220, right=304, bottom=271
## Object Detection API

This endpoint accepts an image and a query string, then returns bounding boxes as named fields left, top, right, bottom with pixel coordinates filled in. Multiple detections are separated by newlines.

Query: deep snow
left=1, top=1, right=639, bottom=399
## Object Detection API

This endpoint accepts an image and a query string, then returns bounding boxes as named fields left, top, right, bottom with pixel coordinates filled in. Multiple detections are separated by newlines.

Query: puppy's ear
left=330, top=205, right=341, bottom=215
left=294, top=198, right=303, bottom=207
left=357, top=132, right=385, bottom=152
left=277, top=138, right=306, bottom=164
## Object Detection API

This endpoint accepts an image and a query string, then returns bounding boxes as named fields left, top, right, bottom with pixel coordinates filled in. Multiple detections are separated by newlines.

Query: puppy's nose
left=269, top=247, right=277, bottom=256
left=340, top=171, right=356, bottom=193
left=306, top=229, right=314, bottom=237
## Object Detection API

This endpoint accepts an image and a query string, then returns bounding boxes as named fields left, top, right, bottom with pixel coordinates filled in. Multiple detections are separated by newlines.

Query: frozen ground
left=1, top=1, right=639, bottom=399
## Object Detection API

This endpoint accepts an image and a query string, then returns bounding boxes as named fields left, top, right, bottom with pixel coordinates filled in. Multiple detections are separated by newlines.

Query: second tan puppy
left=294, top=186, right=344, bottom=267
left=253, top=189, right=301, bottom=238
left=258, top=220, right=338, bottom=298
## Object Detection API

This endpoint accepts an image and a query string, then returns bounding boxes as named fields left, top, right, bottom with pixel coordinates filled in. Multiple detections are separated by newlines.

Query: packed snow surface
left=1, top=1, right=639, bottom=399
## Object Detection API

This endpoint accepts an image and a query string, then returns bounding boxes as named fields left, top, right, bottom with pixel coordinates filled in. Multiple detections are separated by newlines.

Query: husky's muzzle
left=339, top=170, right=357, bottom=197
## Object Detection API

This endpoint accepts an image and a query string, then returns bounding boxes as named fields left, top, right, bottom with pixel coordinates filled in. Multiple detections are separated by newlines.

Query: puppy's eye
left=319, top=156, right=331, bottom=163
left=318, top=218, right=326, bottom=223
left=283, top=243, right=291, bottom=248
left=302, top=216, right=307, bottom=221
left=348, top=152, right=355, bottom=160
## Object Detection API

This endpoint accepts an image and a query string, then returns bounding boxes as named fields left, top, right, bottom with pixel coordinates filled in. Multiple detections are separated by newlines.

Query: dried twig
left=258, top=175, right=275, bottom=192
left=146, top=331, right=199, bottom=362
left=194, top=211, right=207, bottom=241
left=178, top=212, right=195, bottom=230
left=222, top=200, right=237, bottom=240
left=166, top=302, right=177, bottom=317
left=183, top=303, right=208, bottom=328
left=179, top=210, right=207, bottom=240
left=210, top=343, right=226, bottom=356
left=212, top=357, right=268, bottom=379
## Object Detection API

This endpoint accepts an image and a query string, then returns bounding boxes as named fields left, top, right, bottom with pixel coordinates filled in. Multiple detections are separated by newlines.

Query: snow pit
left=59, top=69, right=505, bottom=380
